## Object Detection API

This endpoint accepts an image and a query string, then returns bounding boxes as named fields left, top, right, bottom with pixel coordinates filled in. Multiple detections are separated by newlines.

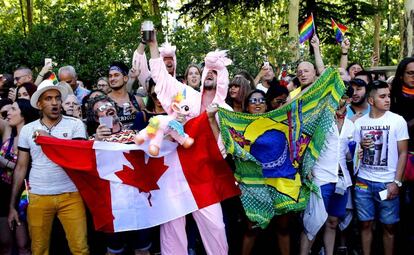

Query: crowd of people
left=0, top=25, right=413, bottom=255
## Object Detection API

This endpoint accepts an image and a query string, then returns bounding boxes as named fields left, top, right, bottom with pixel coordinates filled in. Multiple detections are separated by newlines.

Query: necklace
left=40, top=116, right=62, bottom=135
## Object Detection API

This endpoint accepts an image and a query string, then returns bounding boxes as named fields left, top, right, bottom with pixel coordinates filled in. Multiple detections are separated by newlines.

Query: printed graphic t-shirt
left=354, top=111, right=409, bottom=182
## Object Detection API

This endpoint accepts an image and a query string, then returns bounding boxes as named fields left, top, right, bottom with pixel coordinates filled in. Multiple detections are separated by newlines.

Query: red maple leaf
left=115, top=150, right=168, bottom=193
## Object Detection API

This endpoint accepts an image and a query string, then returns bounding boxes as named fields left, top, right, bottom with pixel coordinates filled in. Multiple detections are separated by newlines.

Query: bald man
left=290, top=61, right=317, bottom=99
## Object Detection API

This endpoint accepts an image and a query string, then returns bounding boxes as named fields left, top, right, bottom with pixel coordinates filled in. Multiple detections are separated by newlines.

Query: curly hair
left=85, top=94, right=116, bottom=136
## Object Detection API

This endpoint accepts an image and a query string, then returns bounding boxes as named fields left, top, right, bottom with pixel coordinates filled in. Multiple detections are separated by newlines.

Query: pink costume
left=159, top=42, right=177, bottom=77
left=149, top=50, right=232, bottom=255
left=132, top=41, right=177, bottom=88
left=132, top=49, right=151, bottom=88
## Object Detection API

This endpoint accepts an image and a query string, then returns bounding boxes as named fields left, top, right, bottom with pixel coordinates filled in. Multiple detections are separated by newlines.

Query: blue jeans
left=354, top=177, right=400, bottom=224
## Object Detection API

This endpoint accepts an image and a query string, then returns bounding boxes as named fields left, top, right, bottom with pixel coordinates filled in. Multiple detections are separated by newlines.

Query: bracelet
left=141, top=40, right=147, bottom=45
left=341, top=52, right=348, bottom=55
left=38, top=74, right=44, bottom=78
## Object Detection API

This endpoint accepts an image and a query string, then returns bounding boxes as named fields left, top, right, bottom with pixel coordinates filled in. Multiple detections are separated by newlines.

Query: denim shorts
left=354, top=177, right=400, bottom=225
left=320, top=183, right=348, bottom=219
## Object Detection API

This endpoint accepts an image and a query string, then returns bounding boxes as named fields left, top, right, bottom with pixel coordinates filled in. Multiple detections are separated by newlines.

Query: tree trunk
left=26, top=0, right=33, bottom=32
left=148, top=0, right=162, bottom=33
left=19, top=0, right=27, bottom=36
left=405, top=0, right=414, bottom=56
left=288, top=0, right=300, bottom=61
left=399, top=0, right=406, bottom=58
left=372, top=0, right=381, bottom=66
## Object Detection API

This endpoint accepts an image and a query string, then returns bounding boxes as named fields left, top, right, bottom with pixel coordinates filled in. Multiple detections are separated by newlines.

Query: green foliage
left=0, top=0, right=163, bottom=85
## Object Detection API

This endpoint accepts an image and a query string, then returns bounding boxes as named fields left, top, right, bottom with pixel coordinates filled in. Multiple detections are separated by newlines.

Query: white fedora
left=30, top=80, right=69, bottom=109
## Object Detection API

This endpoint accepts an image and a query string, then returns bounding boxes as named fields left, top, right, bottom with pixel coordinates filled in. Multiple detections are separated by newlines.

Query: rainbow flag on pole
left=331, top=18, right=348, bottom=43
left=299, top=14, right=315, bottom=44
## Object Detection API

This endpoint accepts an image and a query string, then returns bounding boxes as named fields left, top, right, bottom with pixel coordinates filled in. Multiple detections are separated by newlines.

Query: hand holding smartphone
left=99, top=116, right=113, bottom=129
left=44, top=58, right=52, bottom=67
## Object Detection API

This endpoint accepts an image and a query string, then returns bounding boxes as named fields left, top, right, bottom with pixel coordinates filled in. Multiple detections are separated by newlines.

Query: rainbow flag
left=47, top=72, right=59, bottom=85
left=18, top=179, right=29, bottom=221
left=331, top=18, right=348, bottom=43
left=299, top=14, right=315, bottom=44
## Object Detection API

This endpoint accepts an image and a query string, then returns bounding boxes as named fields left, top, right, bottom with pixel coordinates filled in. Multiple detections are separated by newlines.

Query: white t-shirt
left=354, top=111, right=409, bottom=182
left=312, top=118, right=355, bottom=186
left=256, top=83, right=269, bottom=93
left=18, top=116, right=87, bottom=195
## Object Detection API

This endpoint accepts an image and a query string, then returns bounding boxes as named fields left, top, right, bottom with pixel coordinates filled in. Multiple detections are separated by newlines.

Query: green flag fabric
left=218, top=67, right=346, bottom=228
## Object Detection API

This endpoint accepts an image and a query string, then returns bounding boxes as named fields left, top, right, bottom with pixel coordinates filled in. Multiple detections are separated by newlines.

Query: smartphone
left=379, top=189, right=388, bottom=200
left=44, top=58, right=52, bottom=67
left=264, top=61, right=270, bottom=68
left=99, top=116, right=113, bottom=129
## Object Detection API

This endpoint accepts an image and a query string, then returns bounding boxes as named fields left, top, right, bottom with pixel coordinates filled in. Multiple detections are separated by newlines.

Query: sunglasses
left=248, top=97, right=266, bottom=105
left=14, top=75, right=27, bottom=82
left=96, top=102, right=113, bottom=112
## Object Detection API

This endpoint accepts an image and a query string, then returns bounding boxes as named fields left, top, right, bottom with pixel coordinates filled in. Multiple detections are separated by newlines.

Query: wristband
left=341, top=52, right=348, bottom=55
left=140, top=40, right=147, bottom=45
left=38, top=74, right=44, bottom=78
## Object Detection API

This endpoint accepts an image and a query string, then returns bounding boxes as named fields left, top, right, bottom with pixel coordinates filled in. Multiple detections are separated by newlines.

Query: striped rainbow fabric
left=331, top=18, right=348, bottom=43
left=299, top=15, right=315, bottom=44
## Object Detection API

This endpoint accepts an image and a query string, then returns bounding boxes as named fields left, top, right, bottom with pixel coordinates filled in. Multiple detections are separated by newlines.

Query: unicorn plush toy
left=134, top=89, right=194, bottom=156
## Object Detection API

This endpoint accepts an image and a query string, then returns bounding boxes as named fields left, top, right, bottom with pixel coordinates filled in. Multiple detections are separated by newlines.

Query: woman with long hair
left=390, top=57, right=414, bottom=254
left=0, top=99, right=38, bottom=255
left=15, top=83, right=37, bottom=100
left=184, top=64, right=202, bottom=90
left=225, top=75, right=251, bottom=112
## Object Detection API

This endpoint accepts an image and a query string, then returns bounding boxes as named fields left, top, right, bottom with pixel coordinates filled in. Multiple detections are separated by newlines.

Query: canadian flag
left=36, top=113, right=240, bottom=232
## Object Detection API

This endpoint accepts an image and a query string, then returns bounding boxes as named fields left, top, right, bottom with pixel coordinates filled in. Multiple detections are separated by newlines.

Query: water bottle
left=347, top=135, right=357, bottom=160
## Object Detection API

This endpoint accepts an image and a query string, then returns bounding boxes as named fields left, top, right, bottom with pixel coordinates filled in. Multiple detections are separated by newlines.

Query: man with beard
left=107, top=62, right=145, bottom=129
left=8, top=80, right=89, bottom=254
left=146, top=30, right=233, bottom=255
left=346, top=78, right=370, bottom=121
left=58, top=66, right=90, bottom=104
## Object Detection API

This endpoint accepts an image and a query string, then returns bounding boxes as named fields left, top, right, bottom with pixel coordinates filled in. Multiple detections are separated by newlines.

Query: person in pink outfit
left=131, top=40, right=178, bottom=94
left=146, top=30, right=232, bottom=255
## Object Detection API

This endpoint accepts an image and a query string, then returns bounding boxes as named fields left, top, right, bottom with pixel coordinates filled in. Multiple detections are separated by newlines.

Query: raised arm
left=130, top=42, right=151, bottom=91
left=310, top=34, right=325, bottom=75
left=339, top=38, right=350, bottom=69
left=34, top=64, right=53, bottom=86
left=147, top=31, right=200, bottom=116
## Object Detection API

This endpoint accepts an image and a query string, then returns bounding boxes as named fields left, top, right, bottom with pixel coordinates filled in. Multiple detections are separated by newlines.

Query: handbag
left=403, top=152, right=414, bottom=182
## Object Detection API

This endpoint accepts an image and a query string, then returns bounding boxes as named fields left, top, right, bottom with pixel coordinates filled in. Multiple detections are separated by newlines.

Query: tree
left=372, top=0, right=382, bottom=66
left=405, top=0, right=414, bottom=56
left=288, top=0, right=300, bottom=60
